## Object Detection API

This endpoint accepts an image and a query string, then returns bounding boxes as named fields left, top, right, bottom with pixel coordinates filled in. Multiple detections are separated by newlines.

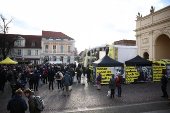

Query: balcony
left=42, top=51, right=73, bottom=55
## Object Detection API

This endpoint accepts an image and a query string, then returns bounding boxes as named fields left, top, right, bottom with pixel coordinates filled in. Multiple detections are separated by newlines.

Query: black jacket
left=161, top=75, right=168, bottom=86
left=48, top=69, right=55, bottom=81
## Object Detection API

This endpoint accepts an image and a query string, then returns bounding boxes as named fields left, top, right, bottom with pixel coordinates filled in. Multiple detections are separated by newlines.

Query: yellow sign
left=89, top=66, right=94, bottom=82
left=108, top=45, right=114, bottom=59
left=153, top=66, right=166, bottom=81
left=125, top=66, right=140, bottom=83
left=96, top=67, right=114, bottom=84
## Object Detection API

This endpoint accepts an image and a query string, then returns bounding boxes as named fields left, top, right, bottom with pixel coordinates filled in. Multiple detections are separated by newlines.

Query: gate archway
left=154, top=34, right=170, bottom=59
left=143, top=52, right=149, bottom=59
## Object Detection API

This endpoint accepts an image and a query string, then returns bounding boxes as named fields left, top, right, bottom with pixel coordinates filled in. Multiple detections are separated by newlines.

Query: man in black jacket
left=161, top=72, right=168, bottom=98
left=86, top=67, right=91, bottom=84
left=48, top=67, right=55, bottom=90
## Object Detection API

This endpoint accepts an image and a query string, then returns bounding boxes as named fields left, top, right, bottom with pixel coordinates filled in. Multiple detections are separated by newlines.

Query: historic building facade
left=0, top=30, right=76, bottom=64
left=135, top=5, right=170, bottom=59
left=40, top=31, right=75, bottom=64
left=0, top=34, right=42, bottom=64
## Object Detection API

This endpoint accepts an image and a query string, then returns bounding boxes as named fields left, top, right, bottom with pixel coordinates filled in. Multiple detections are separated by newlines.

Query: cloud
left=0, top=0, right=169, bottom=52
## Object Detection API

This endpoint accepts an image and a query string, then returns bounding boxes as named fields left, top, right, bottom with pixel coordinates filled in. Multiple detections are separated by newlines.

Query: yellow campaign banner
left=108, top=45, right=114, bottom=59
left=96, top=67, right=114, bottom=84
left=89, top=66, right=94, bottom=82
left=153, top=65, right=165, bottom=81
left=125, top=66, right=140, bottom=83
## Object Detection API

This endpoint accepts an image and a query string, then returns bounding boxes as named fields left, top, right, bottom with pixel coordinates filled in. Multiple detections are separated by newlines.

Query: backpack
left=43, top=71, right=46, bottom=75
left=11, top=98, right=22, bottom=113
left=118, top=76, right=124, bottom=84
left=34, top=96, right=45, bottom=111
left=109, top=78, right=116, bottom=86
left=56, top=73, right=60, bottom=79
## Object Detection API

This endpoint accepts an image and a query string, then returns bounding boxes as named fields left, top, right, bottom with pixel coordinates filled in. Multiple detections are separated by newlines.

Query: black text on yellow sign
left=125, top=66, right=140, bottom=83
left=96, top=67, right=114, bottom=84
left=153, top=66, right=166, bottom=81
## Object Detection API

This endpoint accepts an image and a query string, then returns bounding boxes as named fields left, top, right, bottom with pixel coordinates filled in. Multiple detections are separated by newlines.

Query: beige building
left=41, top=31, right=75, bottom=64
left=135, top=5, right=170, bottom=59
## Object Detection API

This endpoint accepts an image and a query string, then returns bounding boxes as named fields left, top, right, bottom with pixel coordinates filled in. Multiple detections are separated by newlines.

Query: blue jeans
left=117, top=85, right=121, bottom=96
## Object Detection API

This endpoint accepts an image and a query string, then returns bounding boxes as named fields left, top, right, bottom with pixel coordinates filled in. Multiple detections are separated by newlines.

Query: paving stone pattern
left=0, top=77, right=170, bottom=113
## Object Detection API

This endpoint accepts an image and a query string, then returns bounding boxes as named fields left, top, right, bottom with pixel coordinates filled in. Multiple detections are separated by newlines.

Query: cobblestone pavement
left=0, top=77, right=170, bottom=113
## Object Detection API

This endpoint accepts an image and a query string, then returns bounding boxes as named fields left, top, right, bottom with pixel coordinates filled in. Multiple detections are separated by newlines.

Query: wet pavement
left=0, top=77, right=170, bottom=113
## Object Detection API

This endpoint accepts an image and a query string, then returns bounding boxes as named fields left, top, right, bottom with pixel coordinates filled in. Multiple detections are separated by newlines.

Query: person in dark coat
left=24, top=88, right=41, bottom=113
left=161, top=72, right=168, bottom=98
left=109, top=74, right=116, bottom=98
left=28, top=71, right=34, bottom=90
left=33, top=70, right=39, bottom=91
left=10, top=76, right=22, bottom=98
left=7, top=88, right=27, bottom=113
left=0, top=69, right=7, bottom=92
left=62, top=71, right=72, bottom=96
left=76, top=67, right=82, bottom=83
left=86, top=67, right=91, bottom=83
left=48, top=67, right=55, bottom=90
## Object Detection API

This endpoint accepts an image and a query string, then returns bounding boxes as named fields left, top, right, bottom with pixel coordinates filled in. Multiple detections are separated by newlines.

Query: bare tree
left=0, top=14, right=19, bottom=59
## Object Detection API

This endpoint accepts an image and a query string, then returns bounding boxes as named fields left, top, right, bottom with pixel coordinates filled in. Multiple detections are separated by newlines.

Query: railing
left=43, top=51, right=72, bottom=54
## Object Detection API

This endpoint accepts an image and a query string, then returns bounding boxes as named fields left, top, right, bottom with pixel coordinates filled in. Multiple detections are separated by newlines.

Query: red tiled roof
left=42, top=30, right=74, bottom=40
left=0, top=34, right=42, bottom=48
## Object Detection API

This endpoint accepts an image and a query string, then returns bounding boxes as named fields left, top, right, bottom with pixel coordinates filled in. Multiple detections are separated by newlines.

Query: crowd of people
left=0, top=62, right=169, bottom=112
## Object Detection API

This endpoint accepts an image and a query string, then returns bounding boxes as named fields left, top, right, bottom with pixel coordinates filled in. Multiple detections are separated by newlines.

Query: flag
left=108, top=45, right=114, bottom=59
left=84, top=49, right=88, bottom=67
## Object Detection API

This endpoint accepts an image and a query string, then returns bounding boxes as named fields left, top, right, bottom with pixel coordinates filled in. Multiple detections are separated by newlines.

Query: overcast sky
left=0, top=0, right=170, bottom=53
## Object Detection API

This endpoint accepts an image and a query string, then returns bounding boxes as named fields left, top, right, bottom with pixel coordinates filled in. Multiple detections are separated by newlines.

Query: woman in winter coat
left=109, top=74, right=116, bottom=98
left=56, top=71, right=63, bottom=90
left=96, top=72, right=101, bottom=90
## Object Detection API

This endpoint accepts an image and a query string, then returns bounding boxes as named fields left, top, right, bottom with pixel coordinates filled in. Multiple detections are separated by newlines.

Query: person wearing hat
left=161, top=72, right=168, bottom=98
left=116, top=72, right=122, bottom=97
left=7, top=88, right=28, bottom=113
left=24, top=88, right=41, bottom=113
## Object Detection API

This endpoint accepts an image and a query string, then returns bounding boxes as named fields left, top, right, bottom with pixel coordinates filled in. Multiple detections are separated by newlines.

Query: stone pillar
left=63, top=56, right=67, bottom=64
left=70, top=56, right=74, bottom=64
left=56, top=56, right=60, bottom=61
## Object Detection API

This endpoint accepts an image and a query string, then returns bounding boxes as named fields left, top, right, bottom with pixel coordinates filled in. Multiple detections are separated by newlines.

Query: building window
left=16, top=40, right=22, bottom=46
left=35, top=50, right=38, bottom=55
left=31, top=42, right=35, bottom=46
left=60, top=45, right=64, bottom=53
left=45, top=45, right=48, bottom=51
left=53, top=45, right=56, bottom=52
left=68, top=46, right=71, bottom=52
left=28, top=50, right=31, bottom=55
left=18, top=50, right=21, bottom=55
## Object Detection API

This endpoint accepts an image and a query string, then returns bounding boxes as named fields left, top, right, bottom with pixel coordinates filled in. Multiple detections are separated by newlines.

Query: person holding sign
left=161, top=72, right=168, bottom=98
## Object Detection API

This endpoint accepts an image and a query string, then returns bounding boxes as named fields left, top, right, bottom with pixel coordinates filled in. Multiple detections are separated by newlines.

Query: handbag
left=81, top=73, right=84, bottom=78
left=107, top=90, right=111, bottom=96
left=97, top=81, right=101, bottom=84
